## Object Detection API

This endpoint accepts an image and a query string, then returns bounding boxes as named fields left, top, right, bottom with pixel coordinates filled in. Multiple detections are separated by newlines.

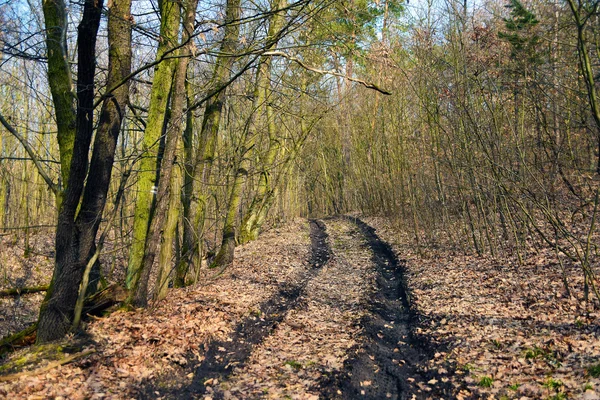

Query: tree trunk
left=238, top=0, right=287, bottom=245
left=42, top=0, right=76, bottom=189
left=125, top=0, right=180, bottom=298
left=37, top=0, right=105, bottom=343
left=175, top=81, right=195, bottom=287
left=154, top=0, right=200, bottom=302
left=37, top=0, right=132, bottom=343
left=179, top=0, right=242, bottom=275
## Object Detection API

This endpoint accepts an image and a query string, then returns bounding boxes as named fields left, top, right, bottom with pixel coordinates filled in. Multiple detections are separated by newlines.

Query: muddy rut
left=142, top=217, right=451, bottom=399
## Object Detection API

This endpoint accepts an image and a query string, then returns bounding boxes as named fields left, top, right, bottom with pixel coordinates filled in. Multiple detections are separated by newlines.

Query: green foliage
left=249, top=308, right=262, bottom=318
left=305, top=0, right=405, bottom=64
left=284, top=360, right=302, bottom=370
left=587, top=363, right=600, bottom=378
left=584, top=383, right=594, bottom=391
left=547, top=393, right=566, bottom=400
left=478, top=376, right=493, bottom=388
left=543, top=377, right=563, bottom=391
left=498, top=0, right=541, bottom=64
left=503, top=0, right=538, bottom=32
left=509, top=383, right=520, bottom=391
left=524, top=346, right=545, bottom=359
left=461, top=363, right=475, bottom=372
left=524, top=346, right=562, bottom=368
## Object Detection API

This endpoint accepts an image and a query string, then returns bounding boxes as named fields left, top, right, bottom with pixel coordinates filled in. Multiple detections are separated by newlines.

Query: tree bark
left=238, top=0, right=288, bottom=245
left=154, top=0, right=200, bottom=302
left=37, top=0, right=105, bottom=343
left=42, top=0, right=76, bottom=189
left=37, top=0, right=132, bottom=343
left=178, top=0, right=242, bottom=276
left=125, top=0, right=180, bottom=298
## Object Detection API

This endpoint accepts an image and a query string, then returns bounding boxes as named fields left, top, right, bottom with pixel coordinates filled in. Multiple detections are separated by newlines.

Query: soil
left=140, top=220, right=331, bottom=399
left=1, top=216, right=598, bottom=399
left=319, top=216, right=457, bottom=399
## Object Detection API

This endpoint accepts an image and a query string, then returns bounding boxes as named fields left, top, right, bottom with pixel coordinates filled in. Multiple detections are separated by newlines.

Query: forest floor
left=0, top=216, right=599, bottom=399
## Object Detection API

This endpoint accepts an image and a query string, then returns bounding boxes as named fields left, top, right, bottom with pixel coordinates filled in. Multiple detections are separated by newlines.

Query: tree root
left=0, top=323, right=37, bottom=357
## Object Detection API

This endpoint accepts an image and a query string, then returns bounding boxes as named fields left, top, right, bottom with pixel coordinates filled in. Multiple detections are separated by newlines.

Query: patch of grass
left=249, top=308, right=262, bottom=318
left=543, top=377, right=563, bottom=391
left=508, top=383, right=520, bottom=391
left=478, top=376, right=493, bottom=388
left=284, top=360, right=302, bottom=370
left=524, top=346, right=545, bottom=359
left=547, top=393, right=566, bottom=400
left=584, top=383, right=594, bottom=391
left=491, top=339, right=503, bottom=349
left=588, top=363, right=600, bottom=378
left=461, top=363, right=475, bottom=372
left=523, top=345, right=562, bottom=368
left=575, top=318, right=585, bottom=328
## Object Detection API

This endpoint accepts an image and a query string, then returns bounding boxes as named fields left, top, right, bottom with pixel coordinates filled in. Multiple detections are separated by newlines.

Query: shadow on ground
left=317, top=215, right=462, bottom=400
left=137, top=220, right=331, bottom=399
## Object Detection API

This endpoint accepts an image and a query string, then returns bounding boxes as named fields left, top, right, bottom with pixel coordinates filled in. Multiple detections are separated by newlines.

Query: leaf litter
left=1, top=215, right=598, bottom=399
left=363, top=215, right=600, bottom=399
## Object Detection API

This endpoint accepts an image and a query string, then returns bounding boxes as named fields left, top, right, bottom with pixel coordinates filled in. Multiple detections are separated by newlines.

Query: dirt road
left=142, top=217, right=451, bottom=399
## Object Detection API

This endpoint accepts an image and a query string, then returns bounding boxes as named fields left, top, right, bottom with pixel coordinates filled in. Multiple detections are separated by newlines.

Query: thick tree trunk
left=154, top=0, right=200, bottom=302
left=37, top=0, right=132, bottom=343
left=42, top=0, right=76, bottom=188
left=37, top=0, right=105, bottom=343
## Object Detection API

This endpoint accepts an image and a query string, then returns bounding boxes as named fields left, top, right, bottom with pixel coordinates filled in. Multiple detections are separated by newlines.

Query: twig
left=0, top=286, right=48, bottom=297
left=0, top=349, right=96, bottom=382
left=0, top=113, right=59, bottom=195
left=263, top=51, right=393, bottom=95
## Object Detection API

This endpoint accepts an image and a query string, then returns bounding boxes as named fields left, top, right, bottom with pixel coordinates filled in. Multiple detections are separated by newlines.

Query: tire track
left=146, top=220, right=330, bottom=399
left=321, top=216, right=453, bottom=400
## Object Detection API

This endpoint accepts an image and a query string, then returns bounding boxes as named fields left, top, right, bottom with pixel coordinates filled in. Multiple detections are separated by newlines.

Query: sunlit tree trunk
left=37, top=0, right=105, bottom=342
left=152, top=0, right=200, bottom=302
left=179, top=0, right=242, bottom=277
left=217, top=0, right=288, bottom=259
left=125, top=0, right=180, bottom=299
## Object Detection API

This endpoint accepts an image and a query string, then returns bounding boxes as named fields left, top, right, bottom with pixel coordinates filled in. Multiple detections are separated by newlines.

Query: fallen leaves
left=364, top=215, right=600, bottom=399
left=3, top=214, right=599, bottom=399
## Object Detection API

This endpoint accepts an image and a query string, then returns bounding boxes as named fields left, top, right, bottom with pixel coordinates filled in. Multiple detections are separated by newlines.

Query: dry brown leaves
left=0, top=234, right=54, bottom=338
left=0, top=219, right=312, bottom=399
left=209, top=219, right=371, bottom=399
left=364, top=216, right=600, bottom=400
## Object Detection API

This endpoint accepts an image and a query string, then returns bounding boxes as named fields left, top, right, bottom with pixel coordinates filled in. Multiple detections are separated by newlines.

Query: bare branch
left=0, top=113, right=59, bottom=195
left=263, top=51, right=392, bottom=95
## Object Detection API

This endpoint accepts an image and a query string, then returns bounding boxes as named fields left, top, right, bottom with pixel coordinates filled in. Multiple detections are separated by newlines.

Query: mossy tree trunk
left=174, top=81, right=195, bottom=287
left=42, top=0, right=76, bottom=192
left=152, top=0, right=200, bottom=303
left=125, top=0, right=180, bottom=299
left=177, top=0, right=242, bottom=280
left=237, top=0, right=287, bottom=245
left=214, top=0, right=288, bottom=265
left=37, top=0, right=132, bottom=343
